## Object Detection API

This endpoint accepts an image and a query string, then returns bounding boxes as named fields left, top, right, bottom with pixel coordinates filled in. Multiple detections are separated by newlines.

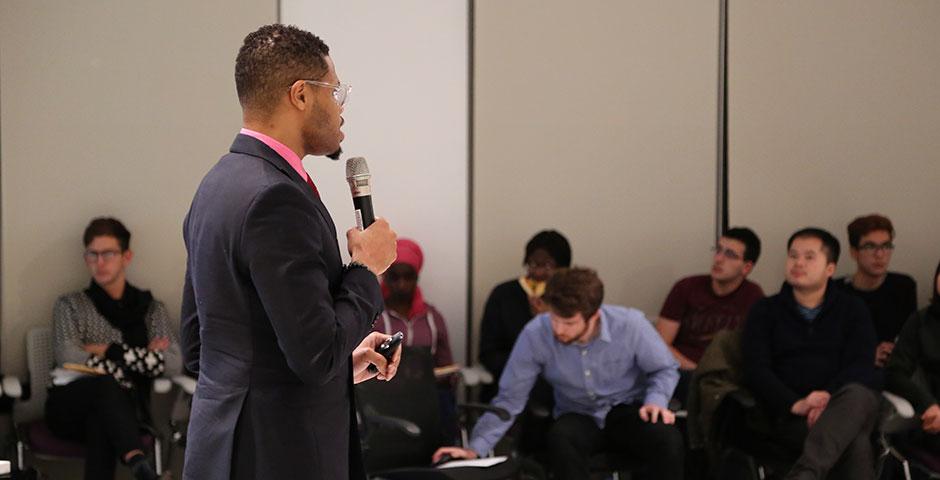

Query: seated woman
left=477, top=230, right=571, bottom=458
left=374, top=238, right=457, bottom=442
left=478, top=230, right=571, bottom=403
left=886, top=259, right=940, bottom=454
left=47, top=218, right=181, bottom=480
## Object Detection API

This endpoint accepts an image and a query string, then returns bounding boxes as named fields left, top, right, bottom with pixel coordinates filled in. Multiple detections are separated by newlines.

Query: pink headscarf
left=381, top=238, right=428, bottom=317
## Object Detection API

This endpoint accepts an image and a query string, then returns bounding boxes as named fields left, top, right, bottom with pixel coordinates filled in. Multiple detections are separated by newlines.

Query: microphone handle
left=353, top=195, right=375, bottom=230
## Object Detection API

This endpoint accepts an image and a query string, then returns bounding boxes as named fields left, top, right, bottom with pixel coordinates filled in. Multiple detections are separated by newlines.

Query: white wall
left=0, top=0, right=277, bottom=375
left=472, top=0, right=721, bottom=359
left=280, top=1, right=470, bottom=363
left=3, top=0, right=938, bottom=378
left=728, top=1, right=940, bottom=303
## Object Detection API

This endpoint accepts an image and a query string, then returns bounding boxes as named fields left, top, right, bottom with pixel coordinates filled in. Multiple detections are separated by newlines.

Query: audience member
left=838, top=214, right=917, bottom=367
left=656, top=227, right=764, bottom=403
left=47, top=218, right=181, bottom=480
left=742, top=228, right=880, bottom=480
left=885, top=259, right=940, bottom=453
left=478, top=229, right=571, bottom=403
left=374, top=238, right=457, bottom=442
left=376, top=239, right=454, bottom=370
left=435, top=267, right=683, bottom=480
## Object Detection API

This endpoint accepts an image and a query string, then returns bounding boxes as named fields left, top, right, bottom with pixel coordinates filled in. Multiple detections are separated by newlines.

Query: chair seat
left=908, top=445, right=940, bottom=474
left=25, top=420, right=154, bottom=459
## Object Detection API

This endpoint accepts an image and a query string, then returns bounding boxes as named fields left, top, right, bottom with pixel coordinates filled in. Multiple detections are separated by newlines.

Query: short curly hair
left=235, top=24, right=331, bottom=114
left=524, top=230, right=572, bottom=268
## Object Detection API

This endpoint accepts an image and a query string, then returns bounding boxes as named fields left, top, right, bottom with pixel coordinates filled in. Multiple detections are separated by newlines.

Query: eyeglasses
left=84, top=249, right=122, bottom=263
left=527, top=260, right=557, bottom=271
left=857, top=242, right=894, bottom=253
left=298, top=80, right=352, bottom=107
left=712, top=245, right=743, bottom=261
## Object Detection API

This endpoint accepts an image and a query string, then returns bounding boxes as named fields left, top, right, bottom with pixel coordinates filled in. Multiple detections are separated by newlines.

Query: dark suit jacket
left=180, top=134, right=383, bottom=480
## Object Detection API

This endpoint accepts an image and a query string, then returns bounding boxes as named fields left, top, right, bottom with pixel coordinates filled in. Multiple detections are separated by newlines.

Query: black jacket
left=180, top=134, right=384, bottom=480
left=742, top=280, right=878, bottom=416
left=886, top=306, right=940, bottom=414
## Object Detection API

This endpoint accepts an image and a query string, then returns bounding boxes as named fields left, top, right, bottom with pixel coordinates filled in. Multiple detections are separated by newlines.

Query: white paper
left=437, top=456, right=507, bottom=469
left=50, top=368, right=91, bottom=386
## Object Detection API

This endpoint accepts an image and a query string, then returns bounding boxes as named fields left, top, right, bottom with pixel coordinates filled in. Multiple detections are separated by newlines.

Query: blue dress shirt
left=468, top=304, right=679, bottom=455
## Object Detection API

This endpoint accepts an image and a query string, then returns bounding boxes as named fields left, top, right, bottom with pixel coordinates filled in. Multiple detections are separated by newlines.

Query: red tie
left=305, top=174, right=320, bottom=198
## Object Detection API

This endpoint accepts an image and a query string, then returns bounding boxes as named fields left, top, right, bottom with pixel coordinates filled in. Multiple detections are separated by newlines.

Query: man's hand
left=82, top=343, right=109, bottom=358
left=791, top=390, right=830, bottom=416
left=678, top=356, right=698, bottom=371
left=148, top=337, right=170, bottom=352
left=432, top=446, right=477, bottom=464
left=922, top=404, right=940, bottom=433
left=875, top=341, right=895, bottom=367
left=353, top=332, right=402, bottom=384
left=806, top=405, right=825, bottom=428
left=638, top=404, right=675, bottom=424
left=347, top=218, right=397, bottom=276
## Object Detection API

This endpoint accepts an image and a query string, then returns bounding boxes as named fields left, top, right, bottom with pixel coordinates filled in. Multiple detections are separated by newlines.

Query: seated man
left=434, top=267, right=683, bottom=480
left=47, top=217, right=182, bottom=480
left=656, top=226, right=764, bottom=402
left=742, top=228, right=880, bottom=480
left=838, top=214, right=917, bottom=367
left=885, top=259, right=940, bottom=453
left=374, top=238, right=457, bottom=442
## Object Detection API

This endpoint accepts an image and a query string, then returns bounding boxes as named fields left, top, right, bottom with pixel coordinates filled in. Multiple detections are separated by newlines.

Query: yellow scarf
left=518, top=276, right=546, bottom=298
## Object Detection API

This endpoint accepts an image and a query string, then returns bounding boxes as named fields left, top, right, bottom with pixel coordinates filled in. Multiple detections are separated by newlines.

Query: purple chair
left=11, top=327, right=164, bottom=477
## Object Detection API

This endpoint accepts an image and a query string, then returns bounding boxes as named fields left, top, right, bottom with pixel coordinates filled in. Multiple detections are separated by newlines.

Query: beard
left=554, top=320, right=592, bottom=345
left=326, top=147, right=342, bottom=160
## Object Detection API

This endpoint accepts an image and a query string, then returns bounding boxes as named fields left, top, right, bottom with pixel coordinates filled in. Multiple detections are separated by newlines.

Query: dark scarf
left=84, top=280, right=153, bottom=348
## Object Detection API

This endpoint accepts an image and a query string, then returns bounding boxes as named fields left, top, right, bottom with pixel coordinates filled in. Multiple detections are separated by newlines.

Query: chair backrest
left=16, top=327, right=54, bottom=424
left=357, top=346, right=442, bottom=472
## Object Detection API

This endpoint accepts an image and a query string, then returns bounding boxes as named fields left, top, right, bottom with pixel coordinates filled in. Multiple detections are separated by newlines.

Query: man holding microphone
left=181, top=24, right=399, bottom=480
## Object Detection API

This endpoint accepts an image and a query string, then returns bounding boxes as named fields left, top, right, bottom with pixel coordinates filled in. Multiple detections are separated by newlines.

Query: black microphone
left=345, top=157, right=374, bottom=230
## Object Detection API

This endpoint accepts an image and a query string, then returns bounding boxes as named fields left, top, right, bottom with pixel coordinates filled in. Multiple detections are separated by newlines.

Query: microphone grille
left=345, top=157, right=370, bottom=177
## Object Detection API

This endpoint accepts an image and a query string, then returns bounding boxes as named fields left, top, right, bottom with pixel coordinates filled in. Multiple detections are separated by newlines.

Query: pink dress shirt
left=239, top=128, right=311, bottom=183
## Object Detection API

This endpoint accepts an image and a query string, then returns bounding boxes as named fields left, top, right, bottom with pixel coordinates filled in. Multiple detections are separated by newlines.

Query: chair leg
left=16, top=440, right=24, bottom=471
left=154, top=438, right=163, bottom=475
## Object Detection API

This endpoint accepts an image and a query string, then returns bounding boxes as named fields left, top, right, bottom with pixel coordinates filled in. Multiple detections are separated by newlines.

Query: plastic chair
left=10, top=327, right=168, bottom=477
left=880, top=392, right=940, bottom=480
left=357, top=346, right=521, bottom=479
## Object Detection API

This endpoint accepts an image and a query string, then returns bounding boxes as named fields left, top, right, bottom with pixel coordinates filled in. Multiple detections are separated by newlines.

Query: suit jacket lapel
left=230, top=134, right=338, bottom=239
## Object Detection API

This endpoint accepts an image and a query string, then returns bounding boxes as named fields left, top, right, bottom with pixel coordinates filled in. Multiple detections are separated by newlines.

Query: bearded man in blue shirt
left=434, top=267, right=683, bottom=480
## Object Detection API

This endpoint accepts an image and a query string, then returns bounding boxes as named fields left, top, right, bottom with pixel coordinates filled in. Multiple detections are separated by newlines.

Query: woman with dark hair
left=885, top=259, right=940, bottom=453
left=476, top=230, right=570, bottom=458
left=478, top=230, right=571, bottom=401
